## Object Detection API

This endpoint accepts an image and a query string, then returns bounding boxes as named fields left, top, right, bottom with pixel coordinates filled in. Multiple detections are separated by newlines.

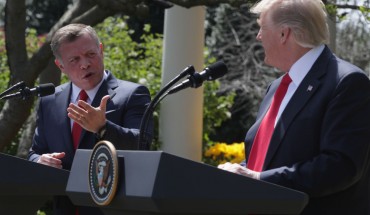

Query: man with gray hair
left=219, top=0, right=370, bottom=214
left=28, top=23, right=153, bottom=215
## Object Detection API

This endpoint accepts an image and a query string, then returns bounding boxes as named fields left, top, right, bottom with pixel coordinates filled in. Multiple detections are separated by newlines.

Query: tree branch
left=0, top=0, right=35, bottom=152
left=335, top=4, right=369, bottom=10
left=165, top=0, right=253, bottom=8
left=4, top=0, right=29, bottom=83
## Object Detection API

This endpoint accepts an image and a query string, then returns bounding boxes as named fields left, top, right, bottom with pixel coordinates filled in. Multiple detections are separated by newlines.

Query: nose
left=80, top=57, right=90, bottom=70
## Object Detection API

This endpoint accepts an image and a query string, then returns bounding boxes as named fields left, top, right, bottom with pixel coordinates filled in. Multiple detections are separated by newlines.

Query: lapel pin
left=307, top=85, right=313, bottom=92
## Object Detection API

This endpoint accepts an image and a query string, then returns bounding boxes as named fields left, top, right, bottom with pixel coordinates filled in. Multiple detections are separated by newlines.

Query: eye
left=69, top=57, right=78, bottom=63
left=88, top=52, right=97, bottom=58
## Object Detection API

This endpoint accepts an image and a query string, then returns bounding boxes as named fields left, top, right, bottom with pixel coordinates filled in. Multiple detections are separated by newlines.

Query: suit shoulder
left=115, top=79, right=149, bottom=92
left=116, top=79, right=141, bottom=87
left=334, top=56, right=367, bottom=77
left=323, top=56, right=369, bottom=86
left=39, top=82, right=69, bottom=103
left=55, top=82, right=70, bottom=93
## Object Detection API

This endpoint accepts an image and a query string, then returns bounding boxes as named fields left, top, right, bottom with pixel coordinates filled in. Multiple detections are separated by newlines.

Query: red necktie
left=247, top=74, right=292, bottom=171
left=72, top=90, right=88, bottom=150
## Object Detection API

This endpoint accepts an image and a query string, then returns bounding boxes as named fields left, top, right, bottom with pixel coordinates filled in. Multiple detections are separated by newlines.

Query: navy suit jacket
left=245, top=46, right=370, bottom=214
left=28, top=71, right=152, bottom=215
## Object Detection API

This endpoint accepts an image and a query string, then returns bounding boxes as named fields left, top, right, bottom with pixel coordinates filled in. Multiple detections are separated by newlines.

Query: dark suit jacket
left=245, top=46, right=370, bottom=215
left=28, top=71, right=153, bottom=215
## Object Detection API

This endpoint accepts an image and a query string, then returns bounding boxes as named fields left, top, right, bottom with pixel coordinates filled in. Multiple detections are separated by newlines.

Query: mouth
left=83, top=72, right=94, bottom=79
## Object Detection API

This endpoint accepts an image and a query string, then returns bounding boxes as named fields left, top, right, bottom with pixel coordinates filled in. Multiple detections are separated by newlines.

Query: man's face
left=256, top=11, right=281, bottom=68
left=55, top=33, right=104, bottom=90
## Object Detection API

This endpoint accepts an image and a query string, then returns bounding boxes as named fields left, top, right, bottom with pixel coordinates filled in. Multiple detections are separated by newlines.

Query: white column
left=160, top=5, right=205, bottom=161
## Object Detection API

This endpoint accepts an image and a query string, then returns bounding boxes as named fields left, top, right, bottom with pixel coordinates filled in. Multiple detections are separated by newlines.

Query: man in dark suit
left=218, top=0, right=370, bottom=214
left=28, top=24, right=153, bottom=214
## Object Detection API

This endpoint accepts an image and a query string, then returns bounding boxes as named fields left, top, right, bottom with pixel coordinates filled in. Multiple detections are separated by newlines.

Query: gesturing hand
left=67, top=95, right=110, bottom=133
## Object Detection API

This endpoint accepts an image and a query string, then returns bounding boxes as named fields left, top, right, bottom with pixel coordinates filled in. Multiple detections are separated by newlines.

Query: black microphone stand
left=0, top=81, right=26, bottom=98
left=138, top=65, right=196, bottom=150
left=1, top=84, right=36, bottom=100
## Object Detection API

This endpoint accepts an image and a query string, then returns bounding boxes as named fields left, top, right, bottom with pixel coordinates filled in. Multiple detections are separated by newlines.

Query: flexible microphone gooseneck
left=138, top=65, right=196, bottom=150
left=138, top=61, right=228, bottom=151
left=0, top=81, right=26, bottom=98
left=168, top=61, right=228, bottom=94
left=0, top=83, right=55, bottom=100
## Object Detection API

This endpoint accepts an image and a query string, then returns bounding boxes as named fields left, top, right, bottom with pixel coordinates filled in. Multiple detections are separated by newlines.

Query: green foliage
left=0, top=15, right=235, bottom=152
left=0, top=30, right=9, bottom=97
left=326, top=1, right=370, bottom=21
left=359, top=6, right=370, bottom=21
left=37, top=211, right=46, bottom=215
left=95, top=16, right=235, bottom=149
left=202, top=69, right=235, bottom=143
left=0, top=28, right=43, bottom=99
left=25, top=28, right=45, bottom=57
left=0, top=27, right=43, bottom=155
left=325, top=3, right=338, bottom=17
left=0, top=30, right=13, bottom=153
left=95, top=16, right=163, bottom=148
left=97, top=17, right=162, bottom=96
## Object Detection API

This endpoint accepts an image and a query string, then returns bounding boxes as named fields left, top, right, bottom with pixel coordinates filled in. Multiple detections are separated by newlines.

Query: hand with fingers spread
left=37, top=152, right=65, bottom=169
left=67, top=95, right=110, bottom=133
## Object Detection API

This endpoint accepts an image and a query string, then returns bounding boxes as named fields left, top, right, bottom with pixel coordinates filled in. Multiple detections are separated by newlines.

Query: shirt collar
left=288, top=44, right=325, bottom=86
left=71, top=71, right=108, bottom=103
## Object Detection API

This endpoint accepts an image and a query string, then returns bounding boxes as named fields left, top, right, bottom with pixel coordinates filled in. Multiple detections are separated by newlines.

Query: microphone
left=0, top=83, right=55, bottom=100
left=168, top=61, right=228, bottom=94
left=138, top=65, right=196, bottom=150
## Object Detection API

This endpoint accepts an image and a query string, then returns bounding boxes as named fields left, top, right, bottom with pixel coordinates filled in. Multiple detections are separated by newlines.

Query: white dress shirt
left=274, top=45, right=325, bottom=126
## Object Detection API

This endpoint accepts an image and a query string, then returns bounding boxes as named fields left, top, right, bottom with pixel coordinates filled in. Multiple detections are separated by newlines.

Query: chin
left=264, top=58, right=276, bottom=68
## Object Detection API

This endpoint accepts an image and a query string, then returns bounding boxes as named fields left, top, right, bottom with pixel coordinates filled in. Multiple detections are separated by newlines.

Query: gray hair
left=250, top=0, right=330, bottom=48
left=50, top=23, right=100, bottom=59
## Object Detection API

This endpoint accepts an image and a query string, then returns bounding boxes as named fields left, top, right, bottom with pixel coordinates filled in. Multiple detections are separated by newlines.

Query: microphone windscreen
left=206, top=61, right=228, bottom=80
left=37, top=83, right=55, bottom=97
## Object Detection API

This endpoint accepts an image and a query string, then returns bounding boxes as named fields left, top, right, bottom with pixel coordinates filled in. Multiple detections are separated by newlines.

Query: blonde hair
left=250, top=0, right=330, bottom=48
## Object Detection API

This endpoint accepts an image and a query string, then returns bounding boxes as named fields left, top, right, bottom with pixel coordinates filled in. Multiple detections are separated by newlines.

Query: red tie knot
left=281, top=73, right=292, bottom=86
left=79, top=90, right=88, bottom=102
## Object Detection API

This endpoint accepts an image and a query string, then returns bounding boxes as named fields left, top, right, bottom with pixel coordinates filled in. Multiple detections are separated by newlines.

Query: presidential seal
left=88, top=140, right=119, bottom=206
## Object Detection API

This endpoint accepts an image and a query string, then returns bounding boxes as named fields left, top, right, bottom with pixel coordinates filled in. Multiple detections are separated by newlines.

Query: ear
left=55, top=59, right=65, bottom=72
left=99, top=43, right=104, bottom=55
left=280, top=26, right=290, bottom=43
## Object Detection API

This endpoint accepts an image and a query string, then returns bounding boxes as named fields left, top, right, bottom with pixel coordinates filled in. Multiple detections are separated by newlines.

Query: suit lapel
left=55, top=83, right=74, bottom=153
left=262, top=47, right=332, bottom=169
left=91, top=71, right=118, bottom=107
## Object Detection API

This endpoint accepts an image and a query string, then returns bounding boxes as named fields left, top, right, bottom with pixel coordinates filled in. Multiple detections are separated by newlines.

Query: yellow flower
left=204, top=142, right=245, bottom=165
